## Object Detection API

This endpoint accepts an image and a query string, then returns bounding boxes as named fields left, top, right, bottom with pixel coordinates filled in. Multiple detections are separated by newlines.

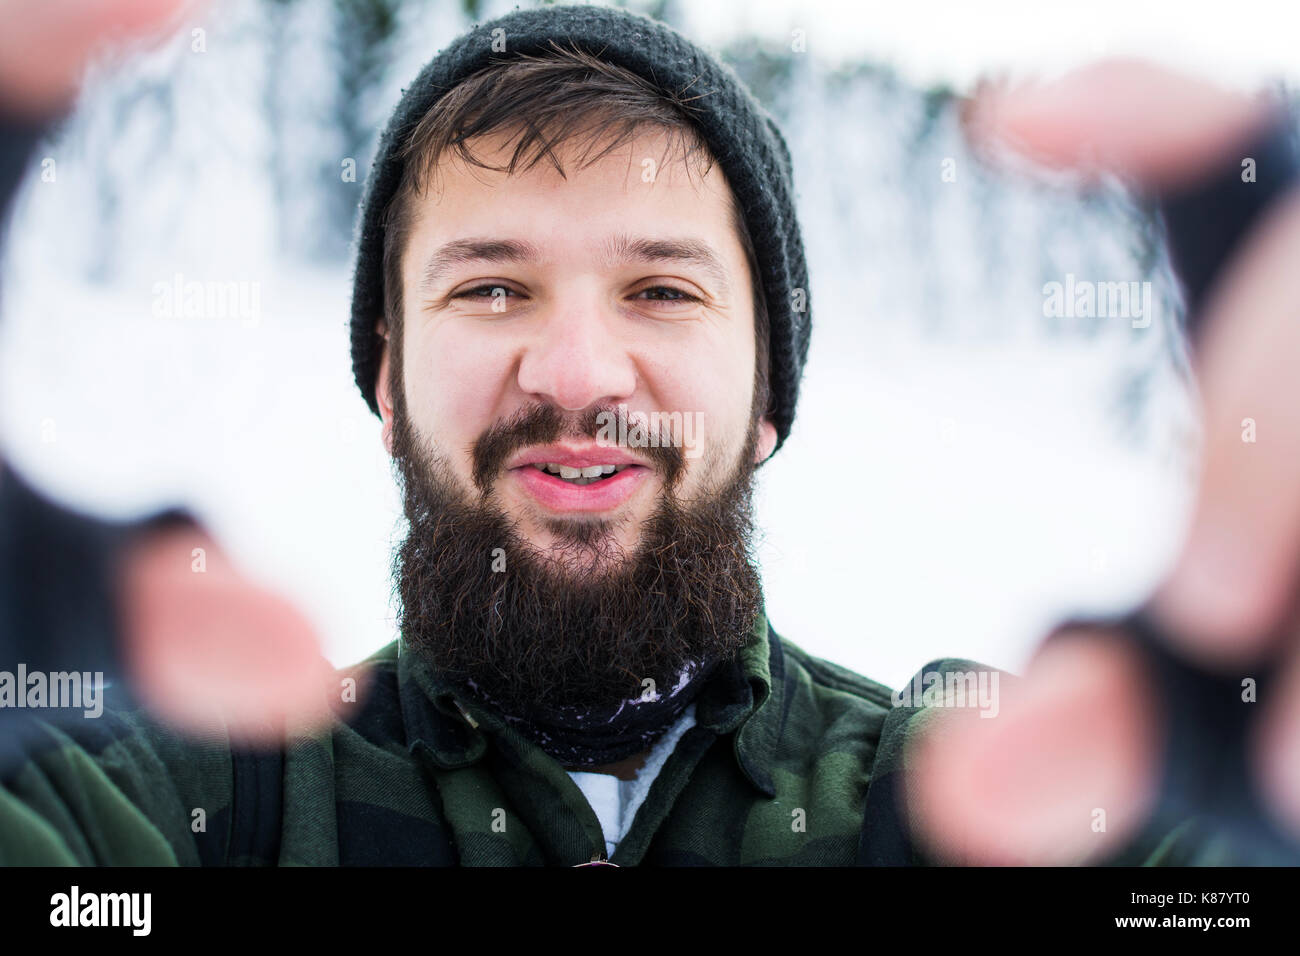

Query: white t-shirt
left=565, top=702, right=697, bottom=861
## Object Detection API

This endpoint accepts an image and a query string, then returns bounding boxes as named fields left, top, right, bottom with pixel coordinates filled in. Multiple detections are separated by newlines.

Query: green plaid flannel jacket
left=0, top=612, right=1228, bottom=866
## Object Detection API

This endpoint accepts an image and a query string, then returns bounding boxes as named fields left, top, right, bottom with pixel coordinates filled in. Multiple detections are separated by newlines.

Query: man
left=2, top=3, right=1298, bottom=866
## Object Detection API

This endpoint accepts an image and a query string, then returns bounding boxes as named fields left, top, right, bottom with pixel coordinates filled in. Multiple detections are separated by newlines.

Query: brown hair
left=379, top=40, right=771, bottom=422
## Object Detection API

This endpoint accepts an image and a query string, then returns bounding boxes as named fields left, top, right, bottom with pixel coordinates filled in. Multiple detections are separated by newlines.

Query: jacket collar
left=396, top=605, right=783, bottom=797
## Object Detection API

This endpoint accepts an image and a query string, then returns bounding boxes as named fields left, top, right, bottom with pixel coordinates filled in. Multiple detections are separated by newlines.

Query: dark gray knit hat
left=349, top=3, right=810, bottom=453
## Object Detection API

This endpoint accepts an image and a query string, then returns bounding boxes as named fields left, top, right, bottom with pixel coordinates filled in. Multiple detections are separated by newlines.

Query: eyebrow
left=419, top=233, right=731, bottom=296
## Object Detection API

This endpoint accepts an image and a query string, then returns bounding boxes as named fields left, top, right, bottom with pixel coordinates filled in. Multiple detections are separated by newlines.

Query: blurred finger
left=0, top=0, right=197, bottom=116
left=1150, top=188, right=1300, bottom=664
left=119, top=526, right=344, bottom=745
left=908, top=627, right=1159, bottom=864
left=964, top=58, right=1277, bottom=189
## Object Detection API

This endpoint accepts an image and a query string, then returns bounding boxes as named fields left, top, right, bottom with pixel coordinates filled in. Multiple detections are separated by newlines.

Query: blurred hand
left=0, top=0, right=195, bottom=116
left=909, top=60, right=1300, bottom=864
left=0, top=0, right=335, bottom=746
left=120, top=527, right=343, bottom=744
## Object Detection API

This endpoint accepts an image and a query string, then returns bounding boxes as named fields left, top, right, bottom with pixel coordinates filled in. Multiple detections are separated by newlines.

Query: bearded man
left=5, top=3, right=1300, bottom=868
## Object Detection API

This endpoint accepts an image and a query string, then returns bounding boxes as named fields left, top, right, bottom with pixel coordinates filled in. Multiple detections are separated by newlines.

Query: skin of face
left=373, top=126, right=777, bottom=563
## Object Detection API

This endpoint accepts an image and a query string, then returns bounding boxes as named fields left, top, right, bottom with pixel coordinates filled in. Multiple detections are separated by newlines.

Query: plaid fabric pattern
left=1, top=613, right=1216, bottom=866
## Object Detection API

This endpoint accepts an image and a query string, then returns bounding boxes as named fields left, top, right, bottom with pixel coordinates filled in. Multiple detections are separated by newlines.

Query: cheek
left=402, top=323, right=512, bottom=453
left=642, top=344, right=753, bottom=463
left=663, top=327, right=753, bottom=414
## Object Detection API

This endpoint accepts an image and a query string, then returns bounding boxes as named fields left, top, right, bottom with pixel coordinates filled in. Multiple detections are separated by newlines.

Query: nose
left=515, top=298, right=638, bottom=412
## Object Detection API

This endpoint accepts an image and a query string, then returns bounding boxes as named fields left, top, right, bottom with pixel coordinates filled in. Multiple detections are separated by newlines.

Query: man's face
left=373, top=126, right=776, bottom=728
left=376, top=127, right=776, bottom=565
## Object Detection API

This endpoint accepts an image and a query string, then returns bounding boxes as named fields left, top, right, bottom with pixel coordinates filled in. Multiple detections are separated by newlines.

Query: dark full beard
left=390, top=393, right=764, bottom=720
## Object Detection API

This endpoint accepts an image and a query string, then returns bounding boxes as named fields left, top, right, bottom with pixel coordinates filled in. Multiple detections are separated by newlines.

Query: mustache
left=470, top=402, right=685, bottom=494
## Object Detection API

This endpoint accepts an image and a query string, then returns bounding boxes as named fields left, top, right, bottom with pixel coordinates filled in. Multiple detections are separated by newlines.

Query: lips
left=504, top=443, right=649, bottom=470
left=506, top=443, right=651, bottom=512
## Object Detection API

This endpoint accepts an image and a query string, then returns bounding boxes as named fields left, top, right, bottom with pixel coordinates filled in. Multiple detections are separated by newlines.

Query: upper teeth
left=535, top=463, right=621, bottom=478
left=534, top=463, right=625, bottom=479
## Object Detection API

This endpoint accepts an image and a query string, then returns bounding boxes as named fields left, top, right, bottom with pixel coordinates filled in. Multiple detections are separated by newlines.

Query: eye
left=634, top=285, right=701, bottom=304
left=453, top=284, right=520, bottom=300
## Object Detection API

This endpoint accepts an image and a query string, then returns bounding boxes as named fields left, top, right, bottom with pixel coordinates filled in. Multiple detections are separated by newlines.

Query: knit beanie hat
left=349, top=3, right=811, bottom=453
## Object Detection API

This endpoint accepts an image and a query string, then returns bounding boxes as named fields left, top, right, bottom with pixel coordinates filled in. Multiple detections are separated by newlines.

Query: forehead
left=404, top=126, right=742, bottom=257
